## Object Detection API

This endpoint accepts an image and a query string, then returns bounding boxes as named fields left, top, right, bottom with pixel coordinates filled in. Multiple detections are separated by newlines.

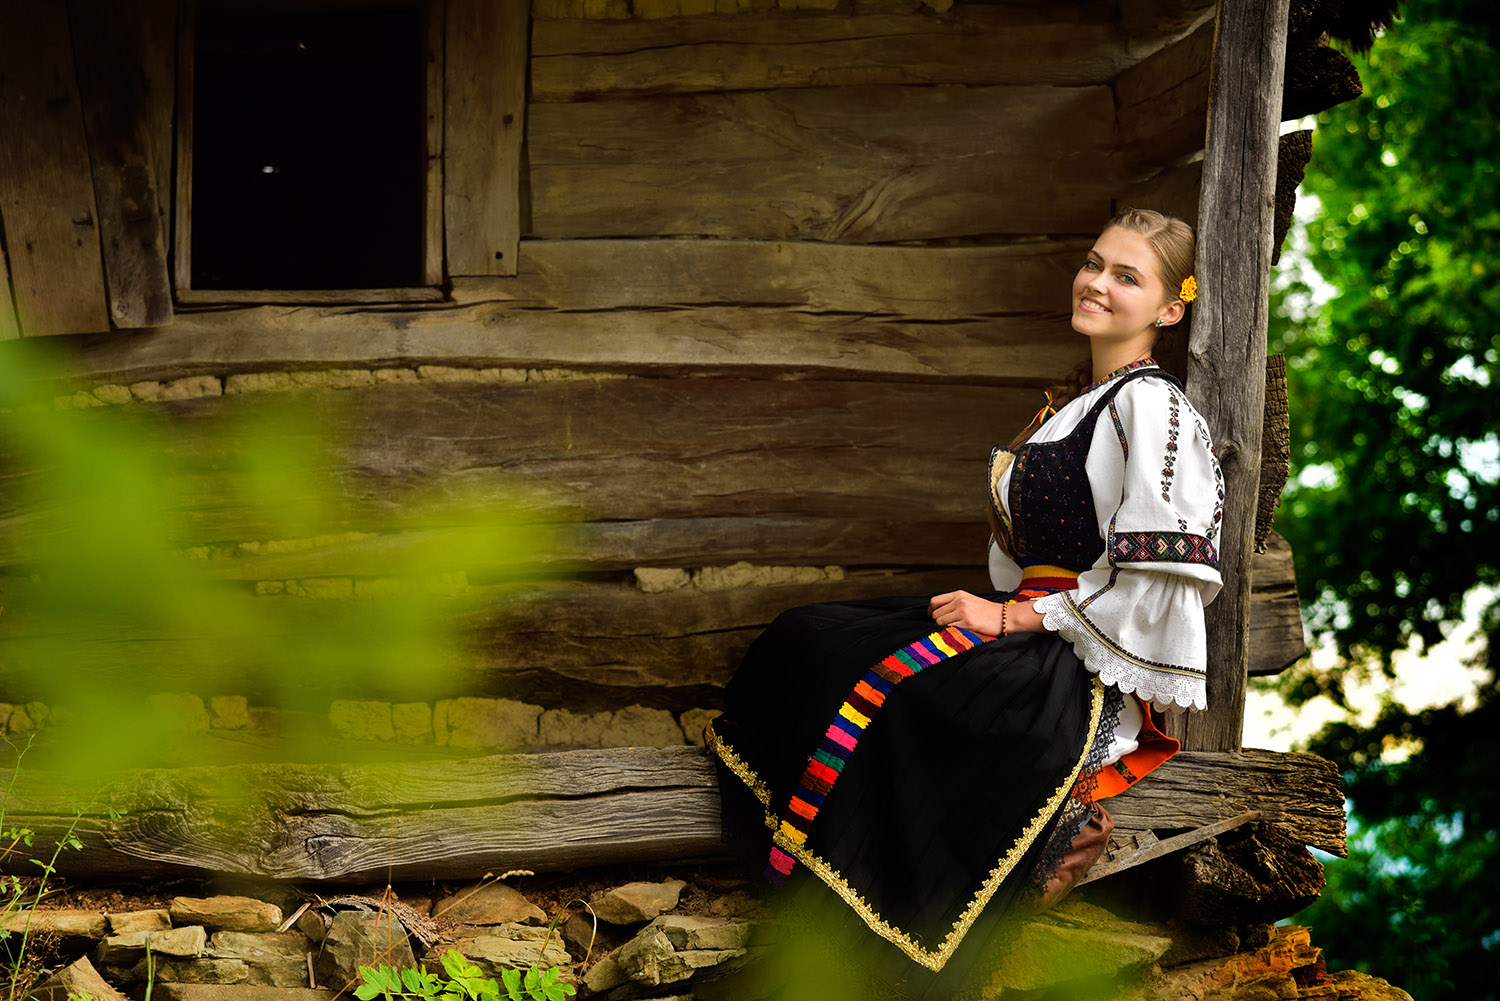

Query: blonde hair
left=1106, top=206, right=1196, bottom=306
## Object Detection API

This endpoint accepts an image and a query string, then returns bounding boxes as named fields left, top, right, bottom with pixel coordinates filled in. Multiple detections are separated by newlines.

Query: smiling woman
left=707, top=208, right=1219, bottom=999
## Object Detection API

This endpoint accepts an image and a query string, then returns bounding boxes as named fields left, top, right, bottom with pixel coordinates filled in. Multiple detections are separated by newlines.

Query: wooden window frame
left=172, top=0, right=447, bottom=305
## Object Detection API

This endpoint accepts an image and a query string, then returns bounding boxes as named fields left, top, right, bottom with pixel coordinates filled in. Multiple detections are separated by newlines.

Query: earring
left=1155, top=318, right=1165, bottom=328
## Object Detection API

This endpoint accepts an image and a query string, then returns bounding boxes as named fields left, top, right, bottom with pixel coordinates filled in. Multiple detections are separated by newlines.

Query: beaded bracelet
left=1000, top=603, right=1008, bottom=638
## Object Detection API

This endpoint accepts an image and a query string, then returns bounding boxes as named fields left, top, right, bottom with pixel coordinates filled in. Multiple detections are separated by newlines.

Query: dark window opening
left=191, top=5, right=424, bottom=290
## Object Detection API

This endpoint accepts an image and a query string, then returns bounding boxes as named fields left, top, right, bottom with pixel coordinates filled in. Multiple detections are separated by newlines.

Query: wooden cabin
left=0, top=0, right=1363, bottom=940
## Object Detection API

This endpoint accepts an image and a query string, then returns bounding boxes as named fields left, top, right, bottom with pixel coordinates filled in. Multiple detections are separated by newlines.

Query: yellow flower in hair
left=1179, top=275, right=1198, bottom=302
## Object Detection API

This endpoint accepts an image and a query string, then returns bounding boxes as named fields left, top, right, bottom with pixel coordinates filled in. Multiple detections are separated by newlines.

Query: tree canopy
left=1270, top=1, right=1500, bottom=997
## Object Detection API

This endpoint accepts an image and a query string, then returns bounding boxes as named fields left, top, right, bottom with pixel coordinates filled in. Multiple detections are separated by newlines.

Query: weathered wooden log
left=38, top=300, right=1086, bottom=388
left=0, top=0, right=110, bottom=336
left=0, top=747, right=1343, bottom=882
left=530, top=6, right=1148, bottom=101
left=1174, top=824, right=1328, bottom=923
left=1115, top=17, right=1215, bottom=171
left=450, top=238, right=1093, bottom=319
left=1179, top=0, right=1290, bottom=752
left=527, top=85, right=1124, bottom=242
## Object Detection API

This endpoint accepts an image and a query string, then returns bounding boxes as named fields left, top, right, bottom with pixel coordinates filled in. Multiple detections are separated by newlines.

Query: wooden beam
left=422, top=0, right=445, bottom=286
left=32, top=302, right=1086, bottom=389
left=450, top=237, right=1094, bottom=319
left=445, top=0, right=528, bottom=277
left=530, top=6, right=1140, bottom=101
left=1180, top=0, right=1292, bottom=751
left=1078, top=809, right=1261, bottom=886
left=0, top=0, right=110, bottom=336
left=1114, top=17, right=1215, bottom=173
left=67, top=0, right=174, bottom=329
left=0, top=747, right=1342, bottom=882
left=527, top=85, right=1124, bottom=242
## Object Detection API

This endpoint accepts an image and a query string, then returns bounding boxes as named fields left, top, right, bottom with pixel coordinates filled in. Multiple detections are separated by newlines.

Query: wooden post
left=1179, top=0, right=1290, bottom=751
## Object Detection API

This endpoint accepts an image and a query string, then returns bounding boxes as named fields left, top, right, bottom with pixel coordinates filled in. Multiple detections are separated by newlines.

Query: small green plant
left=0, top=736, right=90, bottom=1001
left=356, top=948, right=573, bottom=1001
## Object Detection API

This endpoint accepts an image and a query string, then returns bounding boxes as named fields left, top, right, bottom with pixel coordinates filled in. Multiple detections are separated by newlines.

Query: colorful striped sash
left=765, top=624, right=994, bottom=884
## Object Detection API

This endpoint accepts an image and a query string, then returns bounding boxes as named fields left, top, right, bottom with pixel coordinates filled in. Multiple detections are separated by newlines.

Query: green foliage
left=355, top=949, right=574, bottom=1001
left=1270, top=0, right=1500, bottom=668
left=1268, top=3, right=1500, bottom=997
left=1292, top=615, right=1500, bottom=1000
left=0, top=343, right=563, bottom=780
left=0, top=737, right=89, bottom=1001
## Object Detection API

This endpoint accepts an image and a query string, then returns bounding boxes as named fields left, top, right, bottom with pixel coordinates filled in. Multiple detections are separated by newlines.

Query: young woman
left=706, top=209, right=1223, bottom=997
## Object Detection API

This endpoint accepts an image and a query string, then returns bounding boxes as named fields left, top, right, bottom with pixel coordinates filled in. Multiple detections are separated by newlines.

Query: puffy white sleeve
left=1031, top=378, right=1224, bottom=712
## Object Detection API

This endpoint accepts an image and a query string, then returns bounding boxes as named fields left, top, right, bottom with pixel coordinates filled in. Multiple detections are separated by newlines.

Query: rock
left=1150, top=924, right=1324, bottom=1001
left=29, top=956, right=129, bottom=1001
left=599, top=706, right=685, bottom=748
left=295, top=908, right=328, bottom=944
left=614, top=919, right=745, bottom=987
left=208, top=931, right=312, bottom=987
left=392, top=702, right=433, bottom=743
left=655, top=916, right=753, bottom=952
left=209, top=696, right=252, bottom=730
left=97, top=926, right=208, bottom=963
left=317, top=910, right=415, bottom=990
left=538, top=708, right=612, bottom=747
left=562, top=912, right=602, bottom=961
left=1, top=908, right=108, bottom=938
left=1159, top=920, right=1241, bottom=966
left=591, top=879, right=687, bottom=925
left=171, top=896, right=284, bottom=933
left=433, top=882, right=546, bottom=926
left=970, top=899, right=1173, bottom=995
left=582, top=951, right=629, bottom=993
left=151, top=987, right=337, bottom=1001
left=434, top=697, right=542, bottom=750
left=1323, top=970, right=1417, bottom=1001
left=678, top=708, right=721, bottom=746
left=633, top=567, right=691, bottom=593
left=444, top=925, right=572, bottom=974
left=151, top=958, right=252, bottom=985
left=109, top=909, right=172, bottom=934
left=329, top=700, right=395, bottom=741
left=145, top=693, right=211, bottom=732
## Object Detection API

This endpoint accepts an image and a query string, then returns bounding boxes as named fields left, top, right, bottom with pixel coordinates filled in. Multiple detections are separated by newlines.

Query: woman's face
left=1070, top=227, right=1181, bottom=343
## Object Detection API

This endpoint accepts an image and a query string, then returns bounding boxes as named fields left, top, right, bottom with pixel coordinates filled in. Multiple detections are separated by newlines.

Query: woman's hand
left=929, top=591, right=1048, bottom=636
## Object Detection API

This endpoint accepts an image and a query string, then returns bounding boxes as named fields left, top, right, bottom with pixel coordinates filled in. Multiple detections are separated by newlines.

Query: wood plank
left=138, top=0, right=176, bottom=271
left=422, top=0, right=445, bottom=286
left=0, top=0, right=110, bottom=336
left=38, top=303, right=1088, bottom=388
left=1179, top=0, right=1290, bottom=752
left=0, top=239, right=18, bottom=341
left=171, top=0, right=195, bottom=292
left=1115, top=17, right=1215, bottom=172
left=175, top=288, right=446, bottom=305
left=0, top=746, right=1343, bottom=881
left=452, top=238, right=1092, bottom=317
left=445, top=0, right=529, bottom=276
left=67, top=0, right=174, bottom=329
left=530, top=6, right=1138, bottom=100
left=1247, top=531, right=1305, bottom=675
left=0, top=378, right=1037, bottom=550
left=1078, top=809, right=1261, bottom=885
left=1117, top=158, right=1204, bottom=228
left=527, top=85, right=1123, bottom=242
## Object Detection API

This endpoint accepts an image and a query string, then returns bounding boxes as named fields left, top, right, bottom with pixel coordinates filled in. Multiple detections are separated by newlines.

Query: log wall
left=0, top=1, right=1308, bottom=731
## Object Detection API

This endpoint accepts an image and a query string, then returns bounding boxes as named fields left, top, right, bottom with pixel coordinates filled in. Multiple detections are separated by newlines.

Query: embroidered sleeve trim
left=1110, top=531, right=1217, bottom=567
left=1034, top=592, right=1207, bottom=712
left=706, top=678, right=1106, bottom=973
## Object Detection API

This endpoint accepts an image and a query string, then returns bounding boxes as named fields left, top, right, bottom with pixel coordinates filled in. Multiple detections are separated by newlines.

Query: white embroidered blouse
left=987, top=368, right=1224, bottom=712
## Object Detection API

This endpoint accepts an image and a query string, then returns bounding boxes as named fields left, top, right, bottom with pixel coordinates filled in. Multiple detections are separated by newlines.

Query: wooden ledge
left=0, top=746, right=1342, bottom=883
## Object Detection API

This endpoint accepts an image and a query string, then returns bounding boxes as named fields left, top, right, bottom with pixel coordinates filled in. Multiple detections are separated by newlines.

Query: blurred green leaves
left=0, top=343, right=563, bottom=780
left=1270, top=0, right=1500, bottom=667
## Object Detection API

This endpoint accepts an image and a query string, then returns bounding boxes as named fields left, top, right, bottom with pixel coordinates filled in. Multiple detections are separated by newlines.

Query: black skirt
left=708, top=592, right=1114, bottom=999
